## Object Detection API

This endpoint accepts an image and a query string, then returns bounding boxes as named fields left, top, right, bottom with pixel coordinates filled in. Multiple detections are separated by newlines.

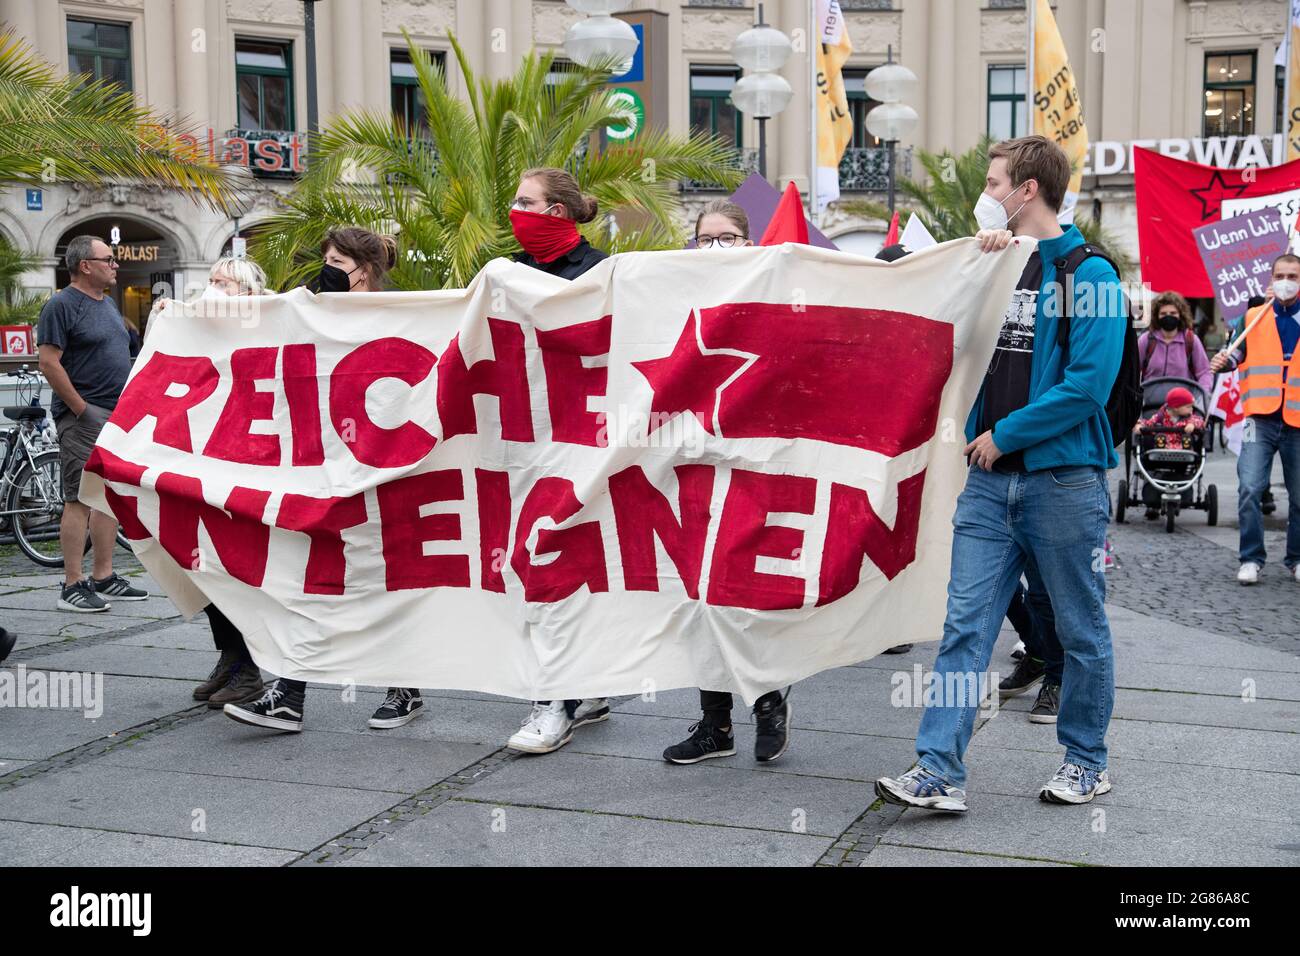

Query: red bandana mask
left=510, top=208, right=581, bottom=263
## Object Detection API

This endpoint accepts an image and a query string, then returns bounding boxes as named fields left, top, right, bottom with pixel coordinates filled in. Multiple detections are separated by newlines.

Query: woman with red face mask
left=504, top=168, right=611, bottom=755
left=508, top=167, right=607, bottom=280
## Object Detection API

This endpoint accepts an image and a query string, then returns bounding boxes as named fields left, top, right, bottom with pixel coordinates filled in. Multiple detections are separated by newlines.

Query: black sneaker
left=1029, top=682, right=1060, bottom=724
left=368, top=687, right=424, bottom=729
left=57, top=580, right=110, bottom=613
left=882, top=643, right=913, bottom=655
left=223, top=678, right=305, bottom=732
left=663, top=718, right=736, bottom=764
left=0, top=627, right=15, bottom=663
left=92, top=572, right=149, bottom=601
left=753, top=689, right=792, bottom=763
left=998, top=654, right=1045, bottom=699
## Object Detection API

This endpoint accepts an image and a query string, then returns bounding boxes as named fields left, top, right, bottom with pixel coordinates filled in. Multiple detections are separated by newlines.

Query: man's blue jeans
left=1237, top=416, right=1300, bottom=570
left=916, top=464, right=1114, bottom=789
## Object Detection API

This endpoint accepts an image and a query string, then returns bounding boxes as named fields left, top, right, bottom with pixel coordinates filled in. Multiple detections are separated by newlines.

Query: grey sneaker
left=875, top=765, right=968, bottom=812
left=92, top=572, right=149, bottom=601
left=1029, top=683, right=1060, bottom=724
left=1039, top=762, right=1111, bottom=804
left=57, top=580, right=110, bottom=613
left=572, top=698, right=611, bottom=728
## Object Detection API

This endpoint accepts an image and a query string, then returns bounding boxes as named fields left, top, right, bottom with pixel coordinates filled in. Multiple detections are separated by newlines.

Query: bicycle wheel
left=7, top=450, right=66, bottom=567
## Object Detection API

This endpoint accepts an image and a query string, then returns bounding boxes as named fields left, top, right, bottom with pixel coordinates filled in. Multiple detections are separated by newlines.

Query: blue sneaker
left=875, top=765, right=968, bottom=813
left=1039, top=762, right=1111, bottom=804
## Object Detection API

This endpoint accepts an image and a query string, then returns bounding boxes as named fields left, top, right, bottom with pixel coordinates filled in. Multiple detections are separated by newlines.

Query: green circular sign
left=607, top=87, right=645, bottom=143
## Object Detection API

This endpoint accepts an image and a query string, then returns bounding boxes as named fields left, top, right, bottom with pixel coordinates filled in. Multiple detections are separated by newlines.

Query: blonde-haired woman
left=148, top=255, right=275, bottom=709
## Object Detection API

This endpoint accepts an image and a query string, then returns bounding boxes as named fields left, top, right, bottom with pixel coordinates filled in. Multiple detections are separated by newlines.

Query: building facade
left=0, top=0, right=1292, bottom=322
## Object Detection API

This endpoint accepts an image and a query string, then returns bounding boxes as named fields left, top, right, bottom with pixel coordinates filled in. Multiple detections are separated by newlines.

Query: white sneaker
left=1237, top=562, right=1260, bottom=585
left=1291, top=565, right=1300, bottom=584
left=572, top=698, right=611, bottom=728
left=507, top=701, right=573, bottom=754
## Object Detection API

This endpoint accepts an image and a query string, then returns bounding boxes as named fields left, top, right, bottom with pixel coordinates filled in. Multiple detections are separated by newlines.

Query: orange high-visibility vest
left=1239, top=303, right=1300, bottom=426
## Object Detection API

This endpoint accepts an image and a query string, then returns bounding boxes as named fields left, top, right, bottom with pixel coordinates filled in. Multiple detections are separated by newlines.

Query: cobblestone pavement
left=0, top=446, right=1295, bottom=867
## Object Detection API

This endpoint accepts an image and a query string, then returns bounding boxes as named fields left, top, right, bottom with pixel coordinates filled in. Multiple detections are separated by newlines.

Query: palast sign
left=1086, top=134, right=1290, bottom=175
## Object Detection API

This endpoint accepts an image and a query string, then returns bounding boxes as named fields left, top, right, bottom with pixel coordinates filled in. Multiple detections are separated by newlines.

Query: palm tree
left=0, top=29, right=235, bottom=211
left=0, top=235, right=45, bottom=325
left=839, top=136, right=1135, bottom=280
left=251, top=32, right=745, bottom=292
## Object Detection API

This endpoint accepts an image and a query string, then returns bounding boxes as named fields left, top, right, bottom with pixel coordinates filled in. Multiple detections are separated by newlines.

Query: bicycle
left=0, top=366, right=130, bottom=567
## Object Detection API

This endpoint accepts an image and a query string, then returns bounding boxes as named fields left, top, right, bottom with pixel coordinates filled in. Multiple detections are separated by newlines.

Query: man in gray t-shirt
left=36, top=235, right=147, bottom=612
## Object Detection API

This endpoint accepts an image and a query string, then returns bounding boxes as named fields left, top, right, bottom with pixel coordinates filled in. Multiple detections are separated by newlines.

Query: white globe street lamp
left=728, top=5, right=793, bottom=180
left=564, top=0, right=633, bottom=14
left=863, top=46, right=919, bottom=216
left=564, top=14, right=639, bottom=73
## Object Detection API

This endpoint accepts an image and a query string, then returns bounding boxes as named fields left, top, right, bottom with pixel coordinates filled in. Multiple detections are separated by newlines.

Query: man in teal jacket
left=877, top=135, right=1125, bottom=812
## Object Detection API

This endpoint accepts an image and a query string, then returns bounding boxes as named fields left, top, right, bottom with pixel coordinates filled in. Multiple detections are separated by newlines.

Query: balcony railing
left=838, top=145, right=913, bottom=192
left=680, top=146, right=760, bottom=192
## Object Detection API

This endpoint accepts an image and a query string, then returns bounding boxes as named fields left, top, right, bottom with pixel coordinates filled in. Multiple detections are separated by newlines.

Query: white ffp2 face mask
left=1272, top=278, right=1299, bottom=302
left=199, top=283, right=230, bottom=300
left=973, top=187, right=1028, bottom=232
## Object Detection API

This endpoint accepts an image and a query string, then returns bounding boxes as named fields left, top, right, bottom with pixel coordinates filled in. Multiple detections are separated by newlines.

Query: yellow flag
left=1286, top=0, right=1300, bottom=161
left=815, top=0, right=853, bottom=210
left=1032, top=0, right=1087, bottom=223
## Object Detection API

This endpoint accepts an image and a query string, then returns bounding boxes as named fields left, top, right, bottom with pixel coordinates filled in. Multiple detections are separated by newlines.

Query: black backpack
left=1053, top=244, right=1142, bottom=448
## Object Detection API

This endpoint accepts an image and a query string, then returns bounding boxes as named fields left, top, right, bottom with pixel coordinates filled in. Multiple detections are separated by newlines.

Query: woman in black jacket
left=503, top=167, right=613, bottom=755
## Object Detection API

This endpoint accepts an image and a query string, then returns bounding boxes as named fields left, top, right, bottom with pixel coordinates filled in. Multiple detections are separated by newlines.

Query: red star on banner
left=632, top=312, right=749, bottom=434
left=1188, top=170, right=1249, bottom=222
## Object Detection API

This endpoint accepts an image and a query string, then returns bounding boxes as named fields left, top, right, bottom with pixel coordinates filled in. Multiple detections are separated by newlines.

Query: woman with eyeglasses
left=224, top=227, right=433, bottom=735
left=693, top=198, right=754, bottom=251
left=502, top=167, right=613, bottom=755
left=656, top=198, right=794, bottom=767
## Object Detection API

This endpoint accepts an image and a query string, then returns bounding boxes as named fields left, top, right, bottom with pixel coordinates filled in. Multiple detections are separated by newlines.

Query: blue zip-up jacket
left=964, top=226, right=1125, bottom=471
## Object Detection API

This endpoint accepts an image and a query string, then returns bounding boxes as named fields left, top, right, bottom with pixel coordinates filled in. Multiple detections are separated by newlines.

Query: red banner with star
left=80, top=241, right=1033, bottom=702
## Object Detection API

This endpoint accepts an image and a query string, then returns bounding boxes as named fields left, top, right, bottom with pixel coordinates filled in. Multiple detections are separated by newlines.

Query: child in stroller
left=1122, top=380, right=1216, bottom=530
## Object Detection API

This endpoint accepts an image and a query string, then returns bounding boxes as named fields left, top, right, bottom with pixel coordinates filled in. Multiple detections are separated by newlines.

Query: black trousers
left=700, top=689, right=782, bottom=722
left=204, top=604, right=252, bottom=661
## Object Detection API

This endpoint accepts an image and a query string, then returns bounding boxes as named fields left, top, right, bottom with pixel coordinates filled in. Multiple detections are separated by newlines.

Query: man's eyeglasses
left=84, top=256, right=120, bottom=266
left=695, top=233, right=745, bottom=249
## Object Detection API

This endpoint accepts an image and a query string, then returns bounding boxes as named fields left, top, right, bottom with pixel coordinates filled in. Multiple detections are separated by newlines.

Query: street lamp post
left=864, top=47, right=918, bottom=216
left=730, top=4, right=793, bottom=181
left=304, top=1, right=319, bottom=138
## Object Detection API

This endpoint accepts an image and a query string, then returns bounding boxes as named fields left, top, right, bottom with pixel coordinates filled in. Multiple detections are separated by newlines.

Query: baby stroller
left=1114, top=376, right=1218, bottom=533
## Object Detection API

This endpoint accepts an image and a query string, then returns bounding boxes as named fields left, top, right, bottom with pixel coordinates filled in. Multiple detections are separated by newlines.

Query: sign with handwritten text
left=1194, top=208, right=1291, bottom=319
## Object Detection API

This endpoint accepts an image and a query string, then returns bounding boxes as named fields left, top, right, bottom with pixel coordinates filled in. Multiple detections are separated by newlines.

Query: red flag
left=760, top=181, right=810, bottom=246
left=885, top=211, right=900, bottom=247
left=1134, top=147, right=1300, bottom=296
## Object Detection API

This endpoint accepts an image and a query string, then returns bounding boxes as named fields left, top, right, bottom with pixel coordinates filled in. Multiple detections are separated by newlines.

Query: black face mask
left=1157, top=315, right=1180, bottom=331
left=309, top=262, right=354, bottom=293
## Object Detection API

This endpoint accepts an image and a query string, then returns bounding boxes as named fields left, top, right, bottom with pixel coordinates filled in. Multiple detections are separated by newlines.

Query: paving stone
left=863, top=844, right=1071, bottom=867
left=339, top=799, right=833, bottom=867
left=0, top=672, right=196, bottom=761
left=19, top=643, right=220, bottom=681
left=464, top=749, right=869, bottom=838
left=884, top=790, right=1299, bottom=866
left=0, top=819, right=298, bottom=866
left=0, top=762, right=400, bottom=852
left=101, top=711, right=497, bottom=793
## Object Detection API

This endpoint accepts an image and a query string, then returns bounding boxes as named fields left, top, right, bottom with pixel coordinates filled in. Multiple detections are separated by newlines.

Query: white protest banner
left=81, top=240, right=1033, bottom=703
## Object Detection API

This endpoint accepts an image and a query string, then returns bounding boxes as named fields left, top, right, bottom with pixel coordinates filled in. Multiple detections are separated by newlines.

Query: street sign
left=609, top=23, right=644, bottom=83
left=606, top=87, right=645, bottom=143
left=25, top=189, right=41, bottom=211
